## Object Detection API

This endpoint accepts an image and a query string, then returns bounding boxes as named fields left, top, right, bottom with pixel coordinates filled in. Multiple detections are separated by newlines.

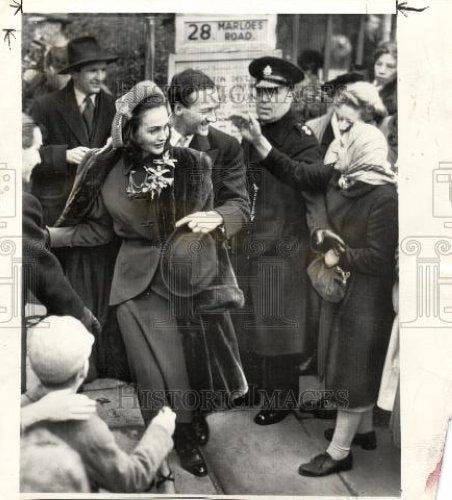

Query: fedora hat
left=159, top=225, right=218, bottom=298
left=59, top=36, right=117, bottom=74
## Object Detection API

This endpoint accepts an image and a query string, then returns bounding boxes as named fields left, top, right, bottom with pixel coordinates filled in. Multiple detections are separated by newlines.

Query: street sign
left=175, top=14, right=277, bottom=53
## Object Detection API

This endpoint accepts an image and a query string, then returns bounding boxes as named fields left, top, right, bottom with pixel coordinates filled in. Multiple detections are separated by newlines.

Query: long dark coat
left=321, top=177, right=397, bottom=407
left=235, top=110, right=328, bottom=357
left=260, top=155, right=398, bottom=408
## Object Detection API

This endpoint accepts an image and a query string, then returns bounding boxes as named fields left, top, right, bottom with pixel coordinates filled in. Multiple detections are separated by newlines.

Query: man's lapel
left=54, top=80, right=90, bottom=145
left=189, top=132, right=219, bottom=164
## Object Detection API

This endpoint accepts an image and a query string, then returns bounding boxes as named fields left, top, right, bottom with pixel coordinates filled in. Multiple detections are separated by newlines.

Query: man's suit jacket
left=30, top=80, right=116, bottom=225
left=189, top=126, right=250, bottom=239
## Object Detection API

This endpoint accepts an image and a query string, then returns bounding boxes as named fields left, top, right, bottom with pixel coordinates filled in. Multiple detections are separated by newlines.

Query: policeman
left=235, top=56, right=329, bottom=426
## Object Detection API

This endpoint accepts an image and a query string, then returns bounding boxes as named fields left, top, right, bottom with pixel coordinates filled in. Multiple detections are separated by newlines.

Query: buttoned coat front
left=235, top=110, right=327, bottom=357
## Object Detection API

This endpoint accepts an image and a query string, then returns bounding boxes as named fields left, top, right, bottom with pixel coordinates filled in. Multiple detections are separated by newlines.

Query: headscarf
left=325, top=121, right=396, bottom=189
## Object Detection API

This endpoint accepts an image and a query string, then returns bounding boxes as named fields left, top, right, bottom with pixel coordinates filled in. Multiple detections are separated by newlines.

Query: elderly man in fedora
left=30, top=36, right=120, bottom=381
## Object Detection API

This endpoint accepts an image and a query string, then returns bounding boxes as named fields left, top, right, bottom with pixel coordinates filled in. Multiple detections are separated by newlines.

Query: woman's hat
left=111, top=80, right=166, bottom=148
left=159, top=225, right=218, bottom=297
left=59, top=36, right=118, bottom=74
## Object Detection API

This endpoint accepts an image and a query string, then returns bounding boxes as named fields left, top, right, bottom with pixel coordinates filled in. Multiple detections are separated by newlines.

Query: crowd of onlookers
left=21, top=14, right=398, bottom=493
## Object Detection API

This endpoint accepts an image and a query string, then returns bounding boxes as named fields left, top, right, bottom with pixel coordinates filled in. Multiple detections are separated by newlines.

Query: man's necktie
left=82, top=95, right=95, bottom=136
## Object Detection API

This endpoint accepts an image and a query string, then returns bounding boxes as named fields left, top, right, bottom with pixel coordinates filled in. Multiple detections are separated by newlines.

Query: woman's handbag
left=307, top=255, right=350, bottom=303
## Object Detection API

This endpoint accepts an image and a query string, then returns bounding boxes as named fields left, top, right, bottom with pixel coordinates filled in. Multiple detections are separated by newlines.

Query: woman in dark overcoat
left=49, top=81, right=247, bottom=480
left=257, top=121, right=397, bottom=476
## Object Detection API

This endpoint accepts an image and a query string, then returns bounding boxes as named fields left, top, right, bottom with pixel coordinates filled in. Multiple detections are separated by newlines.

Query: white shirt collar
left=331, top=111, right=341, bottom=140
left=170, top=127, right=193, bottom=148
left=73, top=85, right=97, bottom=110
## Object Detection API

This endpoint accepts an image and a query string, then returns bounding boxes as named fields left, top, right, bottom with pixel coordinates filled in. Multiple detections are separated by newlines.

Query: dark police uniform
left=233, top=57, right=329, bottom=422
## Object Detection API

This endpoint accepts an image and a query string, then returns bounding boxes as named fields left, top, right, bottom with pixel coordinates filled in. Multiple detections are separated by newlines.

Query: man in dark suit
left=29, top=36, right=120, bottom=380
left=167, top=69, right=249, bottom=461
left=30, top=36, right=117, bottom=226
left=168, top=69, right=250, bottom=240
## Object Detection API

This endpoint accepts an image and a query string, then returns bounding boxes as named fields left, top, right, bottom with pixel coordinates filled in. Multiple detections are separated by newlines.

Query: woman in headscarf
left=247, top=119, right=397, bottom=476
left=307, top=80, right=387, bottom=158
left=48, top=81, right=247, bottom=480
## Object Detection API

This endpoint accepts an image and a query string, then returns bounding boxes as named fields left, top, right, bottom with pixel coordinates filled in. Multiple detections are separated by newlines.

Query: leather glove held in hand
left=311, top=229, right=346, bottom=254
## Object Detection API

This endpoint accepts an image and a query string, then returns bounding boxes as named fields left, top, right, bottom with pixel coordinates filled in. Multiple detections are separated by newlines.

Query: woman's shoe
left=174, top=424, right=208, bottom=477
left=176, top=444, right=208, bottom=477
left=298, top=451, right=353, bottom=477
left=324, top=428, right=377, bottom=450
left=192, top=412, right=209, bottom=446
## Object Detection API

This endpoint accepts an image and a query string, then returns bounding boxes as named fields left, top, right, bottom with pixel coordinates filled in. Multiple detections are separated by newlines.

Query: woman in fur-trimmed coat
left=49, top=82, right=247, bottom=479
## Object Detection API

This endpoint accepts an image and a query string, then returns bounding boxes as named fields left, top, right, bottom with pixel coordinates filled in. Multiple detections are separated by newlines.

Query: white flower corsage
left=126, top=151, right=177, bottom=200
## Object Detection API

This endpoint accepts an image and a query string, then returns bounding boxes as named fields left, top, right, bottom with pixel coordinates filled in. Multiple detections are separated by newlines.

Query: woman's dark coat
left=262, top=155, right=398, bottom=408
left=51, top=146, right=247, bottom=401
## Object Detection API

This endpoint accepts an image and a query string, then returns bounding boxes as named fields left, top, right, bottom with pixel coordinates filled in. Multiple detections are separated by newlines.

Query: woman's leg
left=357, top=406, right=374, bottom=434
left=327, top=409, right=364, bottom=460
left=116, top=292, right=193, bottom=425
left=299, top=404, right=374, bottom=476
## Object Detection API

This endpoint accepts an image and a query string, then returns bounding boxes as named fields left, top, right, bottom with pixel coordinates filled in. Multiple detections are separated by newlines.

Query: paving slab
left=202, top=408, right=350, bottom=496
left=83, top=382, right=144, bottom=428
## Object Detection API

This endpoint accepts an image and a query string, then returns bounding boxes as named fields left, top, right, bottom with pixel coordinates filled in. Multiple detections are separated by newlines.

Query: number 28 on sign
left=186, top=19, right=265, bottom=43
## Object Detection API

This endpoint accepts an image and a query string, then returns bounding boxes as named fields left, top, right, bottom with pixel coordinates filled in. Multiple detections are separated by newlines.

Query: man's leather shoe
left=298, top=451, right=353, bottom=477
left=174, top=424, right=208, bottom=477
left=324, top=428, right=377, bottom=450
left=254, top=409, right=291, bottom=426
left=192, top=412, right=209, bottom=446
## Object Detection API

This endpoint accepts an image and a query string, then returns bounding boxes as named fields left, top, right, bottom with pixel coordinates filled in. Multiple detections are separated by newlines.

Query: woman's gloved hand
left=311, top=229, right=346, bottom=254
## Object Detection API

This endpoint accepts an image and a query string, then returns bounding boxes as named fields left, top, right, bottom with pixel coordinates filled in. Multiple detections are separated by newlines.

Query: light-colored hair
left=334, top=81, right=388, bottom=122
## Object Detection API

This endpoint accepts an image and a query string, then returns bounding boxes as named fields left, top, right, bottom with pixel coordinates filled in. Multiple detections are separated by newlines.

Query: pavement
left=83, top=378, right=401, bottom=496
